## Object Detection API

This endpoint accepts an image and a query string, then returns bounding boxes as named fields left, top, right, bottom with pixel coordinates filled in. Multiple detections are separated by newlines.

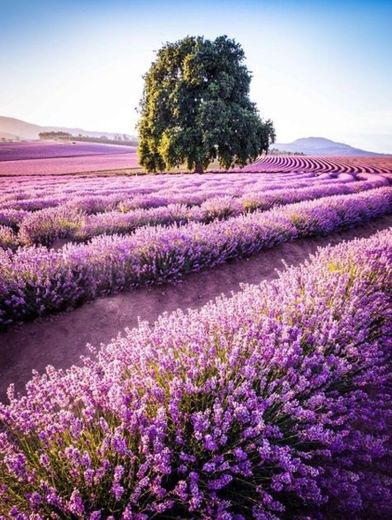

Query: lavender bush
left=0, top=187, right=391, bottom=327
left=0, top=230, right=391, bottom=518
left=18, top=206, right=85, bottom=246
left=0, top=226, right=20, bottom=251
left=0, top=210, right=28, bottom=230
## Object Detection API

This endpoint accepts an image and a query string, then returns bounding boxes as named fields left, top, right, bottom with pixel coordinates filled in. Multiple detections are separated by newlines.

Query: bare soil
left=0, top=215, right=391, bottom=402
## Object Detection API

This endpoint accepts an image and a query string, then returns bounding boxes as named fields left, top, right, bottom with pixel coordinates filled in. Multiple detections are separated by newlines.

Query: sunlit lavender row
left=0, top=171, right=362, bottom=210
left=0, top=177, right=387, bottom=248
left=0, top=170, right=337, bottom=195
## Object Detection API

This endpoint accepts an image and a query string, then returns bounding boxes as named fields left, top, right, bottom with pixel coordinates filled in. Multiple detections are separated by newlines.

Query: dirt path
left=1, top=215, right=391, bottom=401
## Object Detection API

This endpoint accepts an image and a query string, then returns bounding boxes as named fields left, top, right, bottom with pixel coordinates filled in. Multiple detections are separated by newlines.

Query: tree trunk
left=194, top=162, right=204, bottom=174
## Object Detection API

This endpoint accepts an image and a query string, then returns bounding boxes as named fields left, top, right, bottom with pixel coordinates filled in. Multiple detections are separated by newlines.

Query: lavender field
left=0, top=141, right=139, bottom=175
left=0, top=160, right=391, bottom=518
left=0, top=142, right=137, bottom=162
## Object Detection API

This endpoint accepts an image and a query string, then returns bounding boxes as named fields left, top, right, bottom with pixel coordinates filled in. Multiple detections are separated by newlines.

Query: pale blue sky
left=1, top=0, right=391, bottom=152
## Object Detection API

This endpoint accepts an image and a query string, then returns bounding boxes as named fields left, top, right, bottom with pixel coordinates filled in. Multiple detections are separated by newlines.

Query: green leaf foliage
left=137, top=35, right=275, bottom=173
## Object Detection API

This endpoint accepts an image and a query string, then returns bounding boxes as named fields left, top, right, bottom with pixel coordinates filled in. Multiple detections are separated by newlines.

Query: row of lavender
left=0, top=174, right=361, bottom=220
left=0, top=169, right=329, bottom=194
left=231, top=154, right=392, bottom=174
left=1, top=229, right=390, bottom=518
left=0, top=171, right=357, bottom=210
left=1, top=171, right=318, bottom=245
left=0, top=177, right=387, bottom=248
left=1, top=187, right=391, bottom=328
left=0, top=172, right=348, bottom=224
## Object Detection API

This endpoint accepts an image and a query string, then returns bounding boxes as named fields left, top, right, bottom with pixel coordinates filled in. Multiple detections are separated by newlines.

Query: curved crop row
left=14, top=177, right=388, bottom=247
left=1, top=230, right=391, bottom=518
left=0, top=172, right=373, bottom=241
left=236, top=155, right=392, bottom=174
left=0, top=171, right=317, bottom=202
left=0, top=171, right=357, bottom=213
left=0, top=187, right=391, bottom=327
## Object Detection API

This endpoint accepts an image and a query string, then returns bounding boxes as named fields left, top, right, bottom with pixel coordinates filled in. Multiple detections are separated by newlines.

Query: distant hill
left=273, top=137, right=384, bottom=156
left=0, top=116, right=135, bottom=141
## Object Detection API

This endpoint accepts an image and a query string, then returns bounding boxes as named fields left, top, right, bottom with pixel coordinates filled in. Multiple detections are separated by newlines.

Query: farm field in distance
left=0, top=141, right=137, bottom=161
left=0, top=140, right=139, bottom=175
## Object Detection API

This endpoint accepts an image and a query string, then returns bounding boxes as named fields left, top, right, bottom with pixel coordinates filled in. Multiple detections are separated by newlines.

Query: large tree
left=137, top=35, right=275, bottom=173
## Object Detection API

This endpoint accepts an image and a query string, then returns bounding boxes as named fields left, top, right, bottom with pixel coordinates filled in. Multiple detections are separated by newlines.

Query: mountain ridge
left=273, top=136, right=385, bottom=156
left=0, top=116, right=134, bottom=141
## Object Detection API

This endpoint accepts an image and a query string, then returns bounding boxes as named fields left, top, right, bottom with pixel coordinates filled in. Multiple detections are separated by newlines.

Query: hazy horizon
left=1, top=0, right=391, bottom=152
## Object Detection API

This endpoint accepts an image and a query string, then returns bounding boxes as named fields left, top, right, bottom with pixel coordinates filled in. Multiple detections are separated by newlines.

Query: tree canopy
left=137, top=35, right=275, bottom=173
